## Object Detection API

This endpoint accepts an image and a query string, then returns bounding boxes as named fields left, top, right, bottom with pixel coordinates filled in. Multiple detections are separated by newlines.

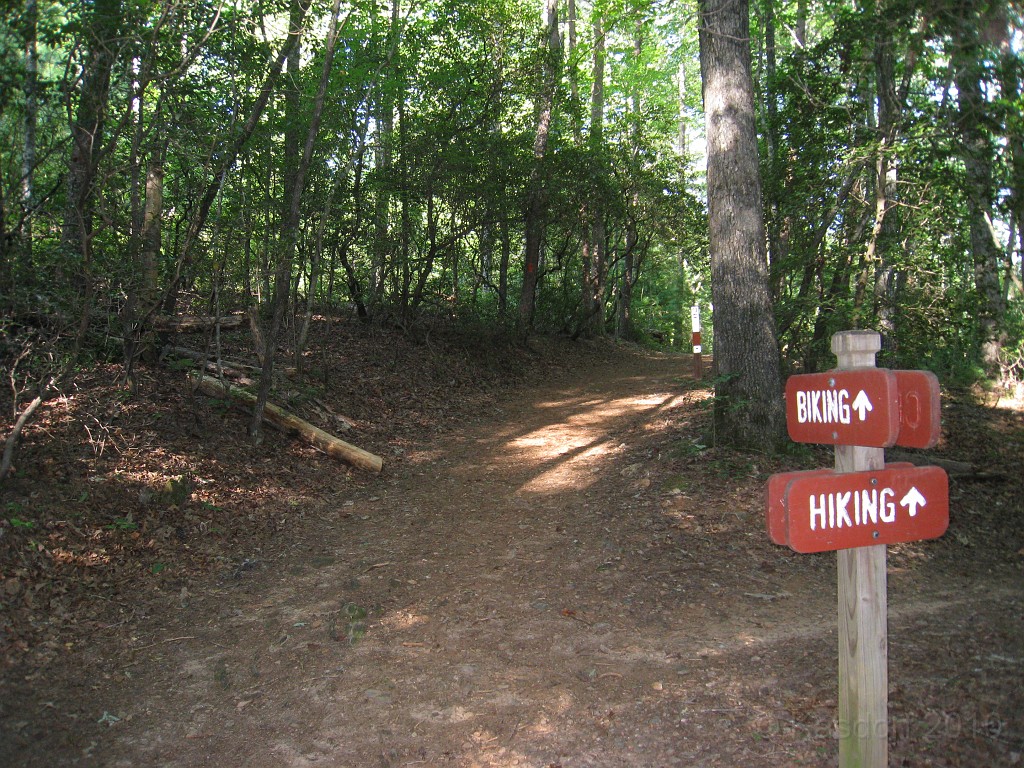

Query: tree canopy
left=1, top=0, right=1021, bottom=463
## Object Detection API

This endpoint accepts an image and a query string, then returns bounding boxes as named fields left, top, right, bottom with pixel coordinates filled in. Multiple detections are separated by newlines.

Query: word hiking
left=807, top=485, right=926, bottom=531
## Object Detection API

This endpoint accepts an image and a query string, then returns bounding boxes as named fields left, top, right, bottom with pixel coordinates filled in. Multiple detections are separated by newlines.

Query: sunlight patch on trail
left=379, top=609, right=430, bottom=631
left=516, top=440, right=618, bottom=494
left=502, top=390, right=684, bottom=494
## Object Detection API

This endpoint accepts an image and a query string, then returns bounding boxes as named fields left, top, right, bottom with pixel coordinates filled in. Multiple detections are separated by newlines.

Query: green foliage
left=107, top=516, right=138, bottom=532
left=4, top=498, right=35, bottom=530
left=0, top=0, right=1017, bottom=442
left=998, top=302, right=1024, bottom=389
left=158, top=475, right=195, bottom=507
left=329, top=602, right=368, bottom=645
left=166, top=357, right=197, bottom=372
left=758, top=0, right=1021, bottom=382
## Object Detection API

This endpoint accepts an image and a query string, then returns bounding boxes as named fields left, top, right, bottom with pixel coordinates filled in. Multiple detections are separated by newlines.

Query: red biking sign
left=786, top=369, right=900, bottom=447
left=786, top=369, right=941, bottom=448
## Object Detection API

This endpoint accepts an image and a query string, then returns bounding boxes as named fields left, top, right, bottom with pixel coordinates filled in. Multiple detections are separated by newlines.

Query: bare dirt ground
left=2, top=320, right=1023, bottom=767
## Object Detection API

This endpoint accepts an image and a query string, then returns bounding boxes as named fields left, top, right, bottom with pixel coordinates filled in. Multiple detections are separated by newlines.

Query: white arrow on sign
left=851, top=390, right=873, bottom=421
left=900, top=487, right=927, bottom=517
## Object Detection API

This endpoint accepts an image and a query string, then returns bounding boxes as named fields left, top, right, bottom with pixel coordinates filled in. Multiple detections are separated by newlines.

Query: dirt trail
left=4, top=349, right=1022, bottom=767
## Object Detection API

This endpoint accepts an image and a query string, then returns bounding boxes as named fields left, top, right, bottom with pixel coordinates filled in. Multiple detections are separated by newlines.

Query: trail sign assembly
left=764, top=331, right=950, bottom=768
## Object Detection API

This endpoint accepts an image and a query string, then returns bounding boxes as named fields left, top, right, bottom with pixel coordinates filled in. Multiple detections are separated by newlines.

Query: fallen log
left=886, top=450, right=1001, bottom=481
left=190, top=373, right=383, bottom=473
left=312, top=397, right=357, bottom=430
left=164, top=346, right=259, bottom=374
left=153, top=313, right=246, bottom=333
left=163, top=348, right=256, bottom=386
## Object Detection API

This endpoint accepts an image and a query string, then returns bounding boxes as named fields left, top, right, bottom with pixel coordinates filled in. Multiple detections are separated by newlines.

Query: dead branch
left=189, top=373, right=382, bottom=473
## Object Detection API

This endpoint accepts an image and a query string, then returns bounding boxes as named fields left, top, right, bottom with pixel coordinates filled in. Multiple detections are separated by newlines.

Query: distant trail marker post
left=690, top=304, right=702, bottom=380
left=765, top=331, right=948, bottom=767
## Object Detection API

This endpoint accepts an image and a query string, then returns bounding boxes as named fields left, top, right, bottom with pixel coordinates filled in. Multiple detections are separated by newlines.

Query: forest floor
left=1, top=317, right=1023, bottom=767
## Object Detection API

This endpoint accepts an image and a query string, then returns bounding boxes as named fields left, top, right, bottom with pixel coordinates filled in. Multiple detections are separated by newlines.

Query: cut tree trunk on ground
left=164, top=346, right=259, bottom=376
left=190, top=373, right=383, bottom=473
left=163, top=348, right=255, bottom=386
left=887, top=450, right=999, bottom=481
left=153, top=314, right=246, bottom=333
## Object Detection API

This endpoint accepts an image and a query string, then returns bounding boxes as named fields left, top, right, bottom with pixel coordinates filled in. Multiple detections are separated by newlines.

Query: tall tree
left=953, top=2, right=1009, bottom=374
left=865, top=5, right=908, bottom=358
left=580, top=5, right=607, bottom=337
left=20, top=0, right=38, bottom=277
left=250, top=0, right=340, bottom=442
left=160, top=1, right=308, bottom=314
left=518, top=0, right=561, bottom=332
left=61, top=0, right=121, bottom=283
left=996, top=14, right=1024, bottom=303
left=699, top=0, right=785, bottom=450
left=617, top=19, right=645, bottom=341
left=370, top=0, right=402, bottom=311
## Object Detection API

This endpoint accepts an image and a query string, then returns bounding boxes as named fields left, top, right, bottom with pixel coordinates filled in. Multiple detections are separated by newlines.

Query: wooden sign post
left=765, top=331, right=948, bottom=767
left=833, top=331, right=887, bottom=767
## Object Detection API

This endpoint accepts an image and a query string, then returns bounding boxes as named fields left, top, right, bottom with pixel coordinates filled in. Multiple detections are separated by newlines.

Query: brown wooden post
left=832, top=331, right=888, bottom=767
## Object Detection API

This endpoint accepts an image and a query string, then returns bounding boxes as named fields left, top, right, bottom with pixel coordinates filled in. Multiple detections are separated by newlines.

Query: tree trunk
left=498, top=219, right=510, bottom=318
left=518, top=0, right=561, bottom=333
left=163, top=1, right=309, bottom=315
left=580, top=10, right=606, bottom=337
left=368, top=0, right=404, bottom=313
left=371, top=2, right=398, bottom=309
left=997, top=28, right=1024, bottom=303
left=617, top=228, right=636, bottom=340
left=955, top=21, right=1007, bottom=375
left=339, top=109, right=372, bottom=318
left=250, top=0, right=342, bottom=442
left=699, top=0, right=786, bottom=451
left=617, top=22, right=644, bottom=342
left=141, top=162, right=163, bottom=301
left=0, top=186, right=7, bottom=296
left=397, top=79, right=413, bottom=318
left=20, top=0, right=39, bottom=280
left=120, top=160, right=165, bottom=388
left=249, top=0, right=307, bottom=443
left=677, top=59, right=688, bottom=156
left=870, top=27, right=902, bottom=359
left=61, top=0, right=121, bottom=284
left=760, top=0, right=789, bottom=292
left=296, top=175, right=343, bottom=365
left=566, top=0, right=582, bottom=142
